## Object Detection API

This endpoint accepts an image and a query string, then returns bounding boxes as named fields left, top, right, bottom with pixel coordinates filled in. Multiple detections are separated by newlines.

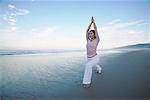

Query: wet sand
left=0, top=49, right=150, bottom=100
left=84, top=49, right=150, bottom=100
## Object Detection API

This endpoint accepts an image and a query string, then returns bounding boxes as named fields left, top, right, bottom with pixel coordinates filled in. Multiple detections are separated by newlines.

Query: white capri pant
left=83, top=55, right=101, bottom=84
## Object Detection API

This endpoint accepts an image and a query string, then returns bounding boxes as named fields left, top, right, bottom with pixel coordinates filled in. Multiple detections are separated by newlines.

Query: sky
left=0, top=0, right=150, bottom=50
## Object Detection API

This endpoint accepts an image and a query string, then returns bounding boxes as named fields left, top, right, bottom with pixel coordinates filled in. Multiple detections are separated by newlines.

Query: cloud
left=1, top=4, right=30, bottom=26
left=30, top=26, right=57, bottom=36
left=99, top=19, right=149, bottom=48
left=45, top=27, right=57, bottom=34
left=100, top=19, right=144, bottom=34
left=108, top=19, right=121, bottom=25
left=3, top=14, right=16, bottom=25
left=10, top=27, right=17, bottom=32
left=15, top=8, right=30, bottom=16
left=8, top=4, right=30, bottom=16
left=0, top=25, right=85, bottom=50
left=8, top=4, right=15, bottom=9
left=0, top=17, right=148, bottom=49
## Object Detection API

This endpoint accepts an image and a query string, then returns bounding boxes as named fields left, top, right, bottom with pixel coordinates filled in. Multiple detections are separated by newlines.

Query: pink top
left=86, top=31, right=100, bottom=58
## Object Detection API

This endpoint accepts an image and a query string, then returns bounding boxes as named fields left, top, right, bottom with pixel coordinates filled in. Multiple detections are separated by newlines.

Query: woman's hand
left=91, top=16, right=95, bottom=23
left=87, top=16, right=95, bottom=33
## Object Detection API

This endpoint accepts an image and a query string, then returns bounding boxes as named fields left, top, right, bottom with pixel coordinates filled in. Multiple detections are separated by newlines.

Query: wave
left=0, top=50, right=85, bottom=56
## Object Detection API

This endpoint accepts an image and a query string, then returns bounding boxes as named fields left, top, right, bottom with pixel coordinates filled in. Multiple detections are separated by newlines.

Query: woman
left=83, top=16, right=102, bottom=88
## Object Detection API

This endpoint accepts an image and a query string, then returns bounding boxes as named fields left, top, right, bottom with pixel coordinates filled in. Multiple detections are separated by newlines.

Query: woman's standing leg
left=83, top=55, right=100, bottom=84
left=82, top=60, right=93, bottom=84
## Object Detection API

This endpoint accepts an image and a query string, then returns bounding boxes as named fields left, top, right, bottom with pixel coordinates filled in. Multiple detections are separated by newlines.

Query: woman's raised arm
left=86, top=22, right=92, bottom=33
left=86, top=18, right=93, bottom=41
left=92, top=17, right=99, bottom=42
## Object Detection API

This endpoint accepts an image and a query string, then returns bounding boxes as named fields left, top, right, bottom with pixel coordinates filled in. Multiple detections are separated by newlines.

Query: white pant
left=83, top=55, right=101, bottom=84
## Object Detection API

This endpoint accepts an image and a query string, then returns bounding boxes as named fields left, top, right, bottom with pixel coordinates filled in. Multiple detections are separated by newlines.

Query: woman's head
left=89, top=30, right=96, bottom=40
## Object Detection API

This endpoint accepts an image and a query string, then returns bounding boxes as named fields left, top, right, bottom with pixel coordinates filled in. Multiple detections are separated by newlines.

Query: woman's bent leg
left=96, top=64, right=102, bottom=73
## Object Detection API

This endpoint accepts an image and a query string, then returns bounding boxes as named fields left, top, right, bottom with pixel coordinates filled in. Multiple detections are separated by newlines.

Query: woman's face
left=89, top=31, right=95, bottom=39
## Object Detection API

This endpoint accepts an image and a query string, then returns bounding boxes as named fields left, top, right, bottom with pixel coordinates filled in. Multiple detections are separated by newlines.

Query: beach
left=0, top=48, right=150, bottom=100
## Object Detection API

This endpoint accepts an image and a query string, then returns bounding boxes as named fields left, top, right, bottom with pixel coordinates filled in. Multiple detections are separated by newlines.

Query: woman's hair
left=89, top=30, right=96, bottom=39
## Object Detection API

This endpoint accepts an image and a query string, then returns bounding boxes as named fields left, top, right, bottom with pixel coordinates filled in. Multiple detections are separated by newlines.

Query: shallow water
left=0, top=52, right=88, bottom=98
